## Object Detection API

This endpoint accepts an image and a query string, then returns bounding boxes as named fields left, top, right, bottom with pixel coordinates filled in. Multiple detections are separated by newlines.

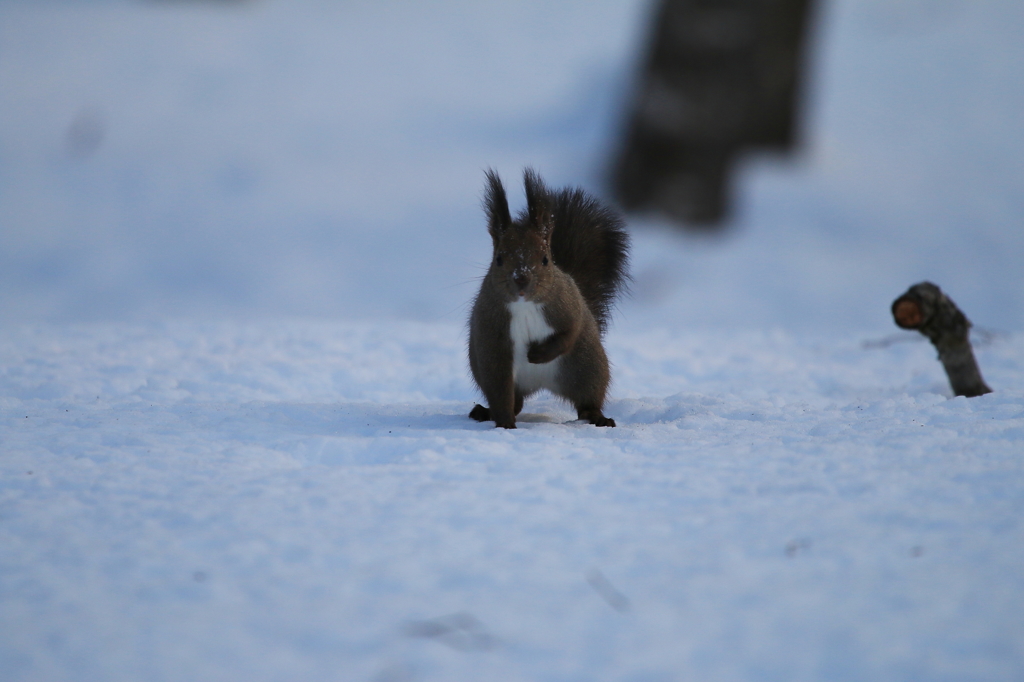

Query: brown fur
left=468, top=169, right=629, bottom=428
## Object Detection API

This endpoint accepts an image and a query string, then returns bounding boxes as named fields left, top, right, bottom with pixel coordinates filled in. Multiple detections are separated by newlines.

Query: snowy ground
left=2, top=0, right=1024, bottom=680
left=2, top=321, right=1023, bottom=681
left=1, top=0, right=1022, bottom=330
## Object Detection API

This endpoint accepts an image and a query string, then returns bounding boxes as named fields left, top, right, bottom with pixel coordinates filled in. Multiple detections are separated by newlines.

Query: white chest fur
left=507, top=299, right=561, bottom=394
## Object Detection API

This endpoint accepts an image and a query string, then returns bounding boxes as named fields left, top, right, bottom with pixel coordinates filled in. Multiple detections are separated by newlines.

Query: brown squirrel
left=468, top=169, right=630, bottom=428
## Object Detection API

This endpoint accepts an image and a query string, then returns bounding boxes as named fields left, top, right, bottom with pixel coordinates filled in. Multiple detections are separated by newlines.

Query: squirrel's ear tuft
left=484, top=169, right=511, bottom=240
left=523, top=168, right=553, bottom=238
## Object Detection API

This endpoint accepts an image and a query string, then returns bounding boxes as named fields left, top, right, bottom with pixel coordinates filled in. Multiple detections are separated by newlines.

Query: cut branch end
left=892, top=298, right=924, bottom=329
left=891, top=282, right=992, bottom=397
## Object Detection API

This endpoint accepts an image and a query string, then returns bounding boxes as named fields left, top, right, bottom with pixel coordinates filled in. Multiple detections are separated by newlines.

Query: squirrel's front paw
left=527, top=341, right=555, bottom=364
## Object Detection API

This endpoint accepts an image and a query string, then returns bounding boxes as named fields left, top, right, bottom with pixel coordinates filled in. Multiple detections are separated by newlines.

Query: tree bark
left=611, top=0, right=816, bottom=227
left=891, top=282, right=992, bottom=397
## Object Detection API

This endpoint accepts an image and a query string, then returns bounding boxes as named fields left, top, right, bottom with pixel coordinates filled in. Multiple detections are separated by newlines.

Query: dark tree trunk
left=891, top=282, right=992, bottom=397
left=611, top=0, right=816, bottom=227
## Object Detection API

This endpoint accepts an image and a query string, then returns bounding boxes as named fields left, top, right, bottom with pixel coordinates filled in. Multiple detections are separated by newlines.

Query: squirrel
left=467, top=168, right=630, bottom=429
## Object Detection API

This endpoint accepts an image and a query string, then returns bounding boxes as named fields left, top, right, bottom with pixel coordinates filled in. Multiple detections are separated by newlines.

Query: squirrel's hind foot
left=469, top=403, right=517, bottom=428
left=577, top=407, right=616, bottom=427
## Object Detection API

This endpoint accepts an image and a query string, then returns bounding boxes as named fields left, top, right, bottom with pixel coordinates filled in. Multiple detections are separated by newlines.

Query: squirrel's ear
left=523, top=168, right=553, bottom=240
left=484, top=169, right=511, bottom=240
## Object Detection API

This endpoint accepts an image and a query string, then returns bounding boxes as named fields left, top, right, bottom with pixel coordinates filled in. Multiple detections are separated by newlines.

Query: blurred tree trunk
left=612, top=0, right=815, bottom=227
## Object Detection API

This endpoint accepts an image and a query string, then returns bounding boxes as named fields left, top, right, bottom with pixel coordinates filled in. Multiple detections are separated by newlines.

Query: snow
left=4, top=322, right=1023, bottom=681
left=2, top=1, right=1024, bottom=680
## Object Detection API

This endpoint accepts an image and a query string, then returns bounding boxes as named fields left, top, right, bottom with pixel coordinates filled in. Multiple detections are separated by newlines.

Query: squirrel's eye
left=542, top=256, right=548, bottom=266
left=496, top=254, right=503, bottom=266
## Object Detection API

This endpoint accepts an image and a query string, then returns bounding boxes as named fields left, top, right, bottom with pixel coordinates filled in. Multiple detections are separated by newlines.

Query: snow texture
left=1, top=1, right=1023, bottom=681
left=3, top=322, right=1023, bottom=681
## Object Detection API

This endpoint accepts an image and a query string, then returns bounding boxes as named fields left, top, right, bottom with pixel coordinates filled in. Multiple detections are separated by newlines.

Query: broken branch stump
left=891, top=282, right=992, bottom=397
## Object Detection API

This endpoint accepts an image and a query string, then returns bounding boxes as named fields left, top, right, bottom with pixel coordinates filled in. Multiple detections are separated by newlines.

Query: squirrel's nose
left=513, top=272, right=529, bottom=291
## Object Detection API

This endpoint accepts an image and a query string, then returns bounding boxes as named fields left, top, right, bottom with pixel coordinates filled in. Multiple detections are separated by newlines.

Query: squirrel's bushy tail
left=524, top=169, right=630, bottom=334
